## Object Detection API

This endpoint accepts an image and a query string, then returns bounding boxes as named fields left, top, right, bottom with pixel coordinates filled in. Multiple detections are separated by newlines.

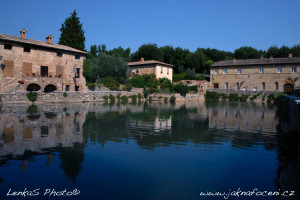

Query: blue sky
left=1, top=0, right=300, bottom=53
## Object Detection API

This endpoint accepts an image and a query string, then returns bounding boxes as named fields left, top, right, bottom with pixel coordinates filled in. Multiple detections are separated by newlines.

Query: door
left=214, top=83, right=219, bottom=88
left=284, top=84, right=294, bottom=94
left=41, top=66, right=48, bottom=77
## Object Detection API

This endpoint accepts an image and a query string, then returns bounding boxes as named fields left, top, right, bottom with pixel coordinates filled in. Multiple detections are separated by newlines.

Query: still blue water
left=0, top=101, right=280, bottom=199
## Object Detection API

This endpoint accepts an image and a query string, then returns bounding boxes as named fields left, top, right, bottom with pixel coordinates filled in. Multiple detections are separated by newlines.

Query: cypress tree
left=58, top=10, right=85, bottom=51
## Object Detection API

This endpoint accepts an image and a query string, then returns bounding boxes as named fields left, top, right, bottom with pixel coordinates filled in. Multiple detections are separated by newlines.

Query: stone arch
left=44, top=84, right=57, bottom=93
left=26, top=83, right=41, bottom=91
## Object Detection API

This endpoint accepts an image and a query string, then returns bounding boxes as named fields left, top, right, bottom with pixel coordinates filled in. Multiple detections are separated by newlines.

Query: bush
left=239, top=94, right=249, bottom=102
left=170, top=96, right=176, bottom=102
left=229, top=93, right=239, bottom=102
left=138, top=93, right=143, bottom=101
left=188, top=86, right=198, bottom=93
left=63, top=92, right=67, bottom=98
left=101, top=77, right=120, bottom=91
left=204, top=91, right=220, bottom=101
left=173, top=73, right=187, bottom=82
left=103, top=95, right=109, bottom=102
left=262, top=94, right=266, bottom=101
left=117, top=93, right=121, bottom=101
left=109, top=94, right=115, bottom=102
left=88, top=83, right=96, bottom=90
left=219, top=93, right=228, bottom=100
left=27, top=91, right=37, bottom=103
left=159, top=78, right=174, bottom=93
left=164, top=97, right=168, bottom=102
left=131, top=95, right=137, bottom=102
left=120, top=95, right=128, bottom=103
left=174, top=84, right=189, bottom=97
left=148, top=96, right=153, bottom=101
left=158, top=96, right=163, bottom=99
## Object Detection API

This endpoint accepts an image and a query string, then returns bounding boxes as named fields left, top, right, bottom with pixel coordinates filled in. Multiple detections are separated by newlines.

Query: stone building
left=210, top=55, right=300, bottom=94
left=0, top=29, right=87, bottom=93
left=128, top=58, right=173, bottom=81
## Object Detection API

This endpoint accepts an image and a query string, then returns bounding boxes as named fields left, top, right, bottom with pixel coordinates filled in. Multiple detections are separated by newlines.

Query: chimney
left=46, top=35, right=54, bottom=44
left=289, top=53, right=293, bottom=58
left=141, top=57, right=144, bottom=63
left=233, top=58, right=236, bottom=64
left=20, top=29, right=27, bottom=39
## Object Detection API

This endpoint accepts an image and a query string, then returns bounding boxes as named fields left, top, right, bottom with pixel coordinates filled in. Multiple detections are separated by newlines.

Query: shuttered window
left=22, top=62, right=32, bottom=76
left=3, top=60, right=14, bottom=77
left=56, top=66, right=64, bottom=78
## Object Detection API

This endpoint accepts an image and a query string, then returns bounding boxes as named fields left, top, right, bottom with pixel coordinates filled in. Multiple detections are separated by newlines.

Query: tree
left=185, top=49, right=205, bottom=73
left=131, top=43, right=163, bottom=62
left=59, top=10, right=85, bottom=51
left=160, top=45, right=175, bottom=64
left=234, top=46, right=262, bottom=59
left=89, top=53, right=128, bottom=83
left=107, top=47, right=131, bottom=61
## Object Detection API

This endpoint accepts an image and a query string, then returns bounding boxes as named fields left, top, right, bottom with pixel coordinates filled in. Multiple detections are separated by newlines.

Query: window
left=277, top=66, right=282, bottom=73
left=161, top=66, right=163, bottom=74
left=24, top=47, right=31, bottom=53
left=275, top=82, right=278, bottom=91
left=22, top=62, right=32, bottom=76
left=237, top=68, right=242, bottom=74
left=4, top=44, right=12, bottom=50
left=75, top=68, right=80, bottom=78
left=259, top=67, right=264, bottom=74
left=262, top=82, right=266, bottom=91
left=214, top=69, right=218, bottom=75
left=236, top=82, right=240, bottom=90
left=3, top=60, right=14, bottom=77
left=136, top=69, right=139, bottom=74
left=292, top=66, right=296, bottom=73
left=223, top=68, right=227, bottom=74
left=57, top=52, right=62, bottom=57
left=40, top=66, right=48, bottom=77
left=167, top=67, right=169, bottom=75
left=66, top=85, right=70, bottom=91
left=225, top=82, right=228, bottom=89
left=75, top=55, right=80, bottom=59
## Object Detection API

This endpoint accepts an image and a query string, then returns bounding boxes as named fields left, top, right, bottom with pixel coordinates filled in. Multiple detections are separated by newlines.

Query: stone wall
left=0, top=88, right=204, bottom=104
left=207, top=88, right=282, bottom=96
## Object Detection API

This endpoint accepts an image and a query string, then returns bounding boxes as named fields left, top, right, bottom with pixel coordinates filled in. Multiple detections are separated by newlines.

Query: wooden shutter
left=22, top=62, right=32, bottom=76
left=56, top=66, right=64, bottom=77
left=3, top=60, right=14, bottom=77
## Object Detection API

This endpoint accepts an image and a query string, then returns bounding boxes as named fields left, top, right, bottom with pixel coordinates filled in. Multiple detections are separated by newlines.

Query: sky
left=1, top=0, right=300, bottom=53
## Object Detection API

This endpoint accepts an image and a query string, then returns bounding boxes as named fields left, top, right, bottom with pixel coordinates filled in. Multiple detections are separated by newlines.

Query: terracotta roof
left=128, top=60, right=174, bottom=67
left=0, top=33, right=87, bottom=55
left=211, top=57, right=300, bottom=67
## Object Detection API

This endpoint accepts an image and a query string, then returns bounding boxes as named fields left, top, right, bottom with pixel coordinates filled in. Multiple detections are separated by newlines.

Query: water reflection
left=0, top=101, right=280, bottom=199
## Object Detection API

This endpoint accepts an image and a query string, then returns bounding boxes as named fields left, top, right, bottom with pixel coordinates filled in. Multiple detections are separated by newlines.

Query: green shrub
left=262, top=94, right=266, bottom=101
left=103, top=95, right=109, bottom=102
left=109, top=94, right=115, bottom=102
left=27, top=104, right=38, bottom=115
left=117, top=93, right=121, bottom=101
left=159, top=78, right=174, bottom=93
left=188, top=86, right=198, bottom=93
left=138, top=93, right=143, bottom=101
left=204, top=91, right=220, bottom=101
left=63, top=92, right=67, bottom=98
left=148, top=96, right=153, bottom=101
left=164, top=97, right=168, bottom=102
left=27, top=91, right=37, bottom=103
left=239, top=94, right=249, bottom=102
left=219, top=93, right=228, bottom=100
left=174, top=84, right=189, bottom=97
left=121, top=95, right=128, bottom=103
left=126, top=74, right=158, bottom=88
left=229, top=93, right=239, bottom=101
left=131, top=95, right=137, bottom=102
left=173, top=73, right=187, bottom=82
left=93, top=96, right=96, bottom=100
left=88, top=83, right=96, bottom=90
left=170, top=96, right=176, bottom=102
left=101, top=76, right=120, bottom=91
left=158, top=96, right=163, bottom=99
left=63, top=107, right=67, bottom=112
